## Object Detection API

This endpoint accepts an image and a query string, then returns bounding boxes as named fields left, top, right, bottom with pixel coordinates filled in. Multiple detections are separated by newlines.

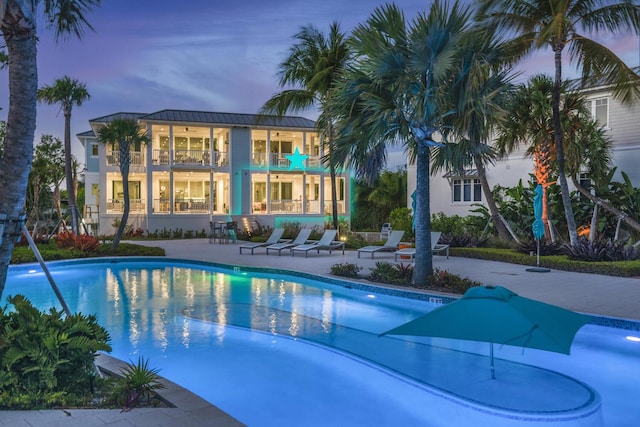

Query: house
left=408, top=80, right=640, bottom=219
left=79, top=110, right=350, bottom=236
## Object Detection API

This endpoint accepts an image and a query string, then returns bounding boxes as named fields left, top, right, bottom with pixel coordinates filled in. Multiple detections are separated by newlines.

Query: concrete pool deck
left=3, top=238, right=638, bottom=426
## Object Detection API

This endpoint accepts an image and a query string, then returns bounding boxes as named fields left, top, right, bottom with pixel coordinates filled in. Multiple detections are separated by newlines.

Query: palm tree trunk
left=553, top=47, right=579, bottom=246
left=0, top=33, right=38, bottom=297
left=112, top=142, right=130, bottom=250
left=412, top=142, right=433, bottom=286
left=64, top=110, right=79, bottom=235
left=328, top=123, right=339, bottom=230
left=474, top=157, right=510, bottom=240
left=571, top=176, right=640, bottom=235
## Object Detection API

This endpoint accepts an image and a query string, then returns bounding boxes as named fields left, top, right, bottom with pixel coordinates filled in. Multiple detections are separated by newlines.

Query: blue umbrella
left=380, top=285, right=589, bottom=379
left=532, top=184, right=545, bottom=240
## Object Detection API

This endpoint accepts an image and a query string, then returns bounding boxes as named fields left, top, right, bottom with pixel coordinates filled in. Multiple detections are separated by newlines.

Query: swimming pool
left=4, top=258, right=639, bottom=426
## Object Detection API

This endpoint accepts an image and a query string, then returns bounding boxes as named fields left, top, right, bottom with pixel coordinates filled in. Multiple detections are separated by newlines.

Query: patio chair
left=357, top=230, right=405, bottom=259
left=393, top=231, right=450, bottom=261
left=239, top=228, right=286, bottom=255
left=266, top=228, right=312, bottom=256
left=290, top=229, right=344, bottom=257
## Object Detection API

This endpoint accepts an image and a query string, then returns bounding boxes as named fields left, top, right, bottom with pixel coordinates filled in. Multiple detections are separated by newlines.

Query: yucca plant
left=114, top=356, right=165, bottom=410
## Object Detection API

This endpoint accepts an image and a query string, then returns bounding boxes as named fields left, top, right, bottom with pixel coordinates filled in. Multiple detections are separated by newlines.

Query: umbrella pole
left=490, top=342, right=495, bottom=379
left=536, top=238, right=541, bottom=267
left=526, top=238, right=551, bottom=272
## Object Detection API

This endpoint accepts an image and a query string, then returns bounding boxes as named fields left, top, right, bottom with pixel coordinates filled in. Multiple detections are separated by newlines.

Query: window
left=587, top=97, right=609, bottom=128
left=452, top=178, right=482, bottom=203
left=90, top=143, right=98, bottom=157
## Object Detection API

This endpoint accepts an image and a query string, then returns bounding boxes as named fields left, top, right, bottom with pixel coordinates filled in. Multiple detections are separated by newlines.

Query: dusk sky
left=1, top=0, right=639, bottom=168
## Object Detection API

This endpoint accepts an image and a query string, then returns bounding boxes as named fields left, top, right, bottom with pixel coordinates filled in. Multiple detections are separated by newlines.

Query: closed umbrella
left=528, top=184, right=550, bottom=272
left=380, top=285, right=589, bottom=379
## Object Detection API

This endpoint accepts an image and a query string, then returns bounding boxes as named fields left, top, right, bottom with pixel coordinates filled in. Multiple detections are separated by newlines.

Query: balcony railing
left=251, top=152, right=268, bottom=167
left=151, top=149, right=228, bottom=167
left=324, top=200, right=346, bottom=215
left=106, top=199, right=146, bottom=213
left=106, top=152, right=145, bottom=166
left=173, top=198, right=210, bottom=213
left=270, top=199, right=303, bottom=213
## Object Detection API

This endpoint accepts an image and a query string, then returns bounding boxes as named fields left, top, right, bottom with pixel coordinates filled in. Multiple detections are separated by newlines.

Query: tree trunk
left=474, top=157, right=510, bottom=240
left=112, top=142, right=130, bottom=250
left=552, top=47, right=578, bottom=246
left=412, top=141, right=433, bottom=286
left=328, top=122, right=339, bottom=230
left=64, top=110, right=79, bottom=235
left=571, top=176, right=640, bottom=235
left=0, top=32, right=38, bottom=297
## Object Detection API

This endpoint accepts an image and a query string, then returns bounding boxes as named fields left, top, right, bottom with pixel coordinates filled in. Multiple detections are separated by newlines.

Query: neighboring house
left=408, top=82, right=640, bottom=218
left=79, top=110, right=350, bottom=236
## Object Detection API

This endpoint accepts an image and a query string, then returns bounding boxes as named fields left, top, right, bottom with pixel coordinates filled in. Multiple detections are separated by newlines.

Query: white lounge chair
left=357, top=230, right=405, bottom=258
left=290, top=229, right=344, bottom=257
left=239, top=228, right=286, bottom=255
left=266, top=228, right=312, bottom=256
left=393, top=231, right=450, bottom=261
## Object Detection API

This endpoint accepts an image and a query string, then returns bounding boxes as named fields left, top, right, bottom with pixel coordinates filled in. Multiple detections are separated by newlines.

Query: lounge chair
left=266, top=228, right=312, bottom=256
left=290, top=229, right=345, bottom=257
left=393, top=231, right=450, bottom=261
left=239, top=228, right=286, bottom=255
left=357, top=230, right=405, bottom=259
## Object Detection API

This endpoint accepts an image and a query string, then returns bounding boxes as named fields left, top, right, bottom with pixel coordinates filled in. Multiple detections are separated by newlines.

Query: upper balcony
left=151, top=149, right=229, bottom=168
left=250, top=152, right=323, bottom=170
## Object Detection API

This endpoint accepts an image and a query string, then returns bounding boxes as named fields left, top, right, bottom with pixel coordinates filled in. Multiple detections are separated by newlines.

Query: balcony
left=106, top=151, right=145, bottom=166
left=151, top=149, right=228, bottom=167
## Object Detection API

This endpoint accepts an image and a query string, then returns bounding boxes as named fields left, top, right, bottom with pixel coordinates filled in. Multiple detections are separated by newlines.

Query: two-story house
left=79, top=110, right=350, bottom=236
left=408, top=81, right=640, bottom=219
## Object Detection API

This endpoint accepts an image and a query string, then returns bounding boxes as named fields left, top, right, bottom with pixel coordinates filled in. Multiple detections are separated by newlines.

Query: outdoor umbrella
left=528, top=184, right=550, bottom=272
left=379, top=285, right=590, bottom=379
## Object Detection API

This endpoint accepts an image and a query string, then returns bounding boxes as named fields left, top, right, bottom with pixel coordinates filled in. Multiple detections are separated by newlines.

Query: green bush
left=0, top=295, right=112, bottom=409
left=389, top=207, right=413, bottom=238
left=368, top=261, right=413, bottom=285
left=330, top=263, right=362, bottom=278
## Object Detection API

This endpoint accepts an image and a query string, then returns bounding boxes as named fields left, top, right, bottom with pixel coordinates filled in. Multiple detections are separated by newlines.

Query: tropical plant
left=259, top=22, right=350, bottom=231
left=330, top=262, right=362, bottom=278
left=430, top=21, right=516, bottom=241
left=331, top=1, right=474, bottom=285
left=0, top=294, right=111, bottom=408
left=0, top=0, right=101, bottom=299
left=563, top=237, right=640, bottom=262
left=111, top=356, right=165, bottom=410
left=97, top=118, right=149, bottom=249
left=37, top=76, right=90, bottom=235
left=480, top=0, right=640, bottom=247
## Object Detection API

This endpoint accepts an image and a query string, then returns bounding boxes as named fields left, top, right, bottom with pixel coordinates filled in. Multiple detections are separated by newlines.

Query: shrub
left=368, top=261, right=412, bottom=285
left=110, top=356, right=165, bottom=410
left=516, top=238, right=564, bottom=256
left=54, top=232, right=101, bottom=252
left=330, top=263, right=362, bottom=278
left=0, top=295, right=111, bottom=409
left=563, top=237, right=640, bottom=262
left=389, top=207, right=413, bottom=238
left=428, top=268, right=482, bottom=293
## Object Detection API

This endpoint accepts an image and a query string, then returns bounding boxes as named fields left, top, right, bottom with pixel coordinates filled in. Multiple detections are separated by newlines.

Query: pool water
left=4, top=260, right=640, bottom=426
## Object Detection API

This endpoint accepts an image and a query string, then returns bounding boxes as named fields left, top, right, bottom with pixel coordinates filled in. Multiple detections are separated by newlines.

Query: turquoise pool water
left=4, top=259, right=639, bottom=426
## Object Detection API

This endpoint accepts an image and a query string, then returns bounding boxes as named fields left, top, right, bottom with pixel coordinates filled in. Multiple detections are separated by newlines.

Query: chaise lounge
left=357, top=230, right=405, bottom=259
left=239, top=228, right=286, bottom=255
left=393, top=231, right=450, bottom=262
left=290, top=229, right=345, bottom=257
left=266, top=228, right=312, bottom=256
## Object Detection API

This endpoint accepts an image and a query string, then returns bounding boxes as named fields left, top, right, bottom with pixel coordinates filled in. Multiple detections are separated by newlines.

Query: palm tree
left=259, top=22, right=350, bottom=231
left=38, top=76, right=91, bottom=236
left=480, top=0, right=640, bottom=247
left=431, top=23, right=517, bottom=241
left=0, top=0, right=100, bottom=297
left=97, top=118, right=149, bottom=250
left=331, top=1, right=473, bottom=285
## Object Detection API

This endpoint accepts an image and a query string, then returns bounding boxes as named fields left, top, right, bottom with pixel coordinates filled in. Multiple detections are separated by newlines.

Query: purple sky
left=1, top=0, right=638, bottom=167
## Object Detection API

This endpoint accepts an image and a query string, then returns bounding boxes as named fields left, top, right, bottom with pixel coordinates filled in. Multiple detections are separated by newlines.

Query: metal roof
left=76, top=129, right=95, bottom=137
left=139, top=109, right=316, bottom=129
left=89, top=112, right=149, bottom=123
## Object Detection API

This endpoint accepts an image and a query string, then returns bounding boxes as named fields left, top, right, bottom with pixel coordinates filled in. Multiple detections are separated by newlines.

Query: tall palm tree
left=0, top=0, right=100, bottom=297
left=259, top=22, right=350, bottom=231
left=331, top=1, right=473, bottom=285
left=431, top=23, right=517, bottom=241
left=97, top=118, right=149, bottom=250
left=37, top=76, right=90, bottom=236
left=480, top=0, right=640, bottom=247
